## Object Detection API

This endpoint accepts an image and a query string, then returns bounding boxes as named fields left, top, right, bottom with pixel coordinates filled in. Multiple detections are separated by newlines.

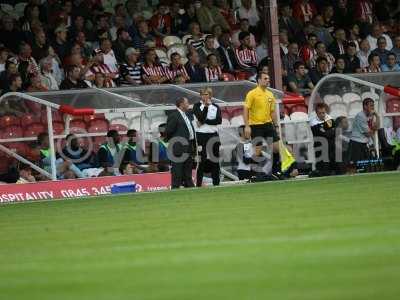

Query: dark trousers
left=171, top=143, right=195, bottom=189
left=196, top=132, right=220, bottom=187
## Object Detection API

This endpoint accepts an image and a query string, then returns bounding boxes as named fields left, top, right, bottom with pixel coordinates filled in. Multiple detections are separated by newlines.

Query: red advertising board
left=0, top=172, right=171, bottom=203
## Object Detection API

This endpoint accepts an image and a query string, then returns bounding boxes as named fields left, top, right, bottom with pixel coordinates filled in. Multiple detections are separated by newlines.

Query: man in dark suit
left=328, top=28, right=347, bottom=59
left=185, top=49, right=206, bottom=83
left=278, top=4, right=302, bottom=43
left=217, top=31, right=238, bottom=73
left=165, top=97, right=196, bottom=189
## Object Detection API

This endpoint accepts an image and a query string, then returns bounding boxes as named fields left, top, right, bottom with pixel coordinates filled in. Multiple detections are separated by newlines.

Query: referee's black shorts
left=250, top=122, right=280, bottom=145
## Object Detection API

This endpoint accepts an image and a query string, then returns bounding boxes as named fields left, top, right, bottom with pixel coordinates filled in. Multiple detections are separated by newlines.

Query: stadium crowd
left=0, top=0, right=399, bottom=96
left=1, top=0, right=400, bottom=185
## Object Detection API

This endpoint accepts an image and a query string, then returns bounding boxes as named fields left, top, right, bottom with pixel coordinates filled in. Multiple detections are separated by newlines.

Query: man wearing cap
left=120, top=48, right=142, bottom=86
left=52, top=26, right=69, bottom=61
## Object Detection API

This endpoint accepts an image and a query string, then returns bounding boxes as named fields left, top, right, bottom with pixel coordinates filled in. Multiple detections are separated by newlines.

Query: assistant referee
left=243, top=71, right=280, bottom=152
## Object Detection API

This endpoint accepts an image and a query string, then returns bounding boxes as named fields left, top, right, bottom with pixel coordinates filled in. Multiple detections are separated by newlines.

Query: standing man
left=193, top=87, right=222, bottom=187
left=243, top=71, right=280, bottom=170
left=166, top=97, right=196, bottom=189
left=349, top=98, right=379, bottom=165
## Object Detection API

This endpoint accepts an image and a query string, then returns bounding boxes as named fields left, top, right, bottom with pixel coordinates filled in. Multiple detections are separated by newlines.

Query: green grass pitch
left=1, top=172, right=400, bottom=300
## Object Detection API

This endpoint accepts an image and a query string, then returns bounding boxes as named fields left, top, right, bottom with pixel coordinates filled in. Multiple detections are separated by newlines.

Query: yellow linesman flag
left=279, top=141, right=296, bottom=172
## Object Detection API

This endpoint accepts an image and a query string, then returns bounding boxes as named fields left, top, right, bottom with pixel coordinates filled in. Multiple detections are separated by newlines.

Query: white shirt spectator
left=236, top=5, right=260, bottom=27
left=41, top=72, right=59, bottom=90
left=357, top=49, right=371, bottom=69
left=366, top=34, right=393, bottom=51
left=102, top=49, right=119, bottom=73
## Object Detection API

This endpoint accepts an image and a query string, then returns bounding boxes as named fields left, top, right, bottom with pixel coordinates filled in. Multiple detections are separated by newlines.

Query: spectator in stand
left=256, top=36, right=269, bottom=64
left=197, top=0, right=230, bottom=33
left=62, top=134, right=93, bottom=171
left=205, top=53, right=223, bottom=82
left=0, top=15, right=24, bottom=54
left=141, top=48, right=169, bottom=84
left=86, top=49, right=118, bottom=88
left=31, top=28, right=50, bottom=62
left=381, top=53, right=400, bottom=72
left=150, top=4, right=172, bottom=39
left=329, top=28, right=347, bottom=59
left=165, top=52, right=190, bottom=84
left=217, top=31, right=238, bottom=73
left=20, top=4, right=42, bottom=36
left=322, top=5, right=336, bottom=35
left=39, top=57, right=59, bottom=91
left=371, top=37, right=392, bottom=65
left=287, top=62, right=314, bottom=96
left=0, top=58, right=19, bottom=92
left=232, top=18, right=256, bottom=49
left=309, top=57, right=329, bottom=85
left=99, top=38, right=119, bottom=75
left=331, top=56, right=347, bottom=74
left=110, top=15, right=127, bottom=42
left=94, top=14, right=111, bottom=38
left=344, top=42, right=361, bottom=73
left=357, top=39, right=371, bottom=69
left=234, top=31, right=258, bottom=74
left=1, top=73, right=23, bottom=95
left=16, top=164, right=36, bottom=184
left=186, top=22, right=206, bottom=51
left=279, top=3, right=302, bottom=43
left=112, top=3, right=132, bottom=29
left=279, top=30, right=289, bottom=56
left=69, top=15, right=91, bottom=42
left=392, top=36, right=400, bottom=63
left=312, top=15, right=333, bottom=47
left=170, top=3, right=191, bottom=37
left=52, top=26, right=69, bottom=62
left=235, top=0, right=260, bottom=30
left=354, top=0, right=375, bottom=24
left=93, top=72, right=106, bottom=88
left=120, top=48, right=142, bottom=86
left=364, top=53, right=382, bottom=72
left=0, top=48, right=8, bottom=73
left=348, top=23, right=362, bottom=52
left=293, top=0, right=317, bottom=25
left=74, top=31, right=93, bottom=59
left=63, top=43, right=84, bottom=67
left=17, top=42, right=39, bottom=84
left=113, top=28, right=133, bottom=64
left=334, top=0, right=352, bottom=29
left=309, top=41, right=335, bottom=72
left=97, top=130, right=122, bottom=174
left=60, top=65, right=89, bottom=90
left=282, top=42, right=302, bottom=77
left=198, top=35, right=221, bottom=67
left=132, top=20, right=155, bottom=54
left=216, top=0, right=236, bottom=30
left=299, top=33, right=318, bottom=66
left=185, top=49, right=206, bottom=83
left=367, top=23, right=393, bottom=51
left=26, top=74, right=48, bottom=92
left=211, top=24, right=223, bottom=49
left=349, top=98, right=379, bottom=164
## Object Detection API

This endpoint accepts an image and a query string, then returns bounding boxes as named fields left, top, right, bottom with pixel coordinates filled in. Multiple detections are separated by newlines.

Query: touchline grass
left=1, top=172, right=400, bottom=300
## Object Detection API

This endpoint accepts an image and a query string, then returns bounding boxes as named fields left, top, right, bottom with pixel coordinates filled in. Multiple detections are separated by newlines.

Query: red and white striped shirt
left=141, top=63, right=167, bottom=78
left=299, top=46, right=317, bottom=65
left=234, top=46, right=258, bottom=70
left=165, top=64, right=190, bottom=83
left=87, top=63, right=116, bottom=88
left=355, top=0, right=374, bottom=24
left=205, top=66, right=222, bottom=82
left=362, top=66, right=381, bottom=73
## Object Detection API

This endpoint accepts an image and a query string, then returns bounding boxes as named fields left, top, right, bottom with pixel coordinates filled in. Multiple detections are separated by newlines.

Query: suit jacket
left=165, top=110, right=196, bottom=157
left=278, top=16, right=302, bottom=43
left=217, top=46, right=238, bottom=73
left=185, top=63, right=206, bottom=83
left=328, top=40, right=347, bottom=59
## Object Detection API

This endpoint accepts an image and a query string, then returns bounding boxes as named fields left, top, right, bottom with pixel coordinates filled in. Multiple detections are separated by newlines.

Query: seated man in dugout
left=148, top=123, right=170, bottom=173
